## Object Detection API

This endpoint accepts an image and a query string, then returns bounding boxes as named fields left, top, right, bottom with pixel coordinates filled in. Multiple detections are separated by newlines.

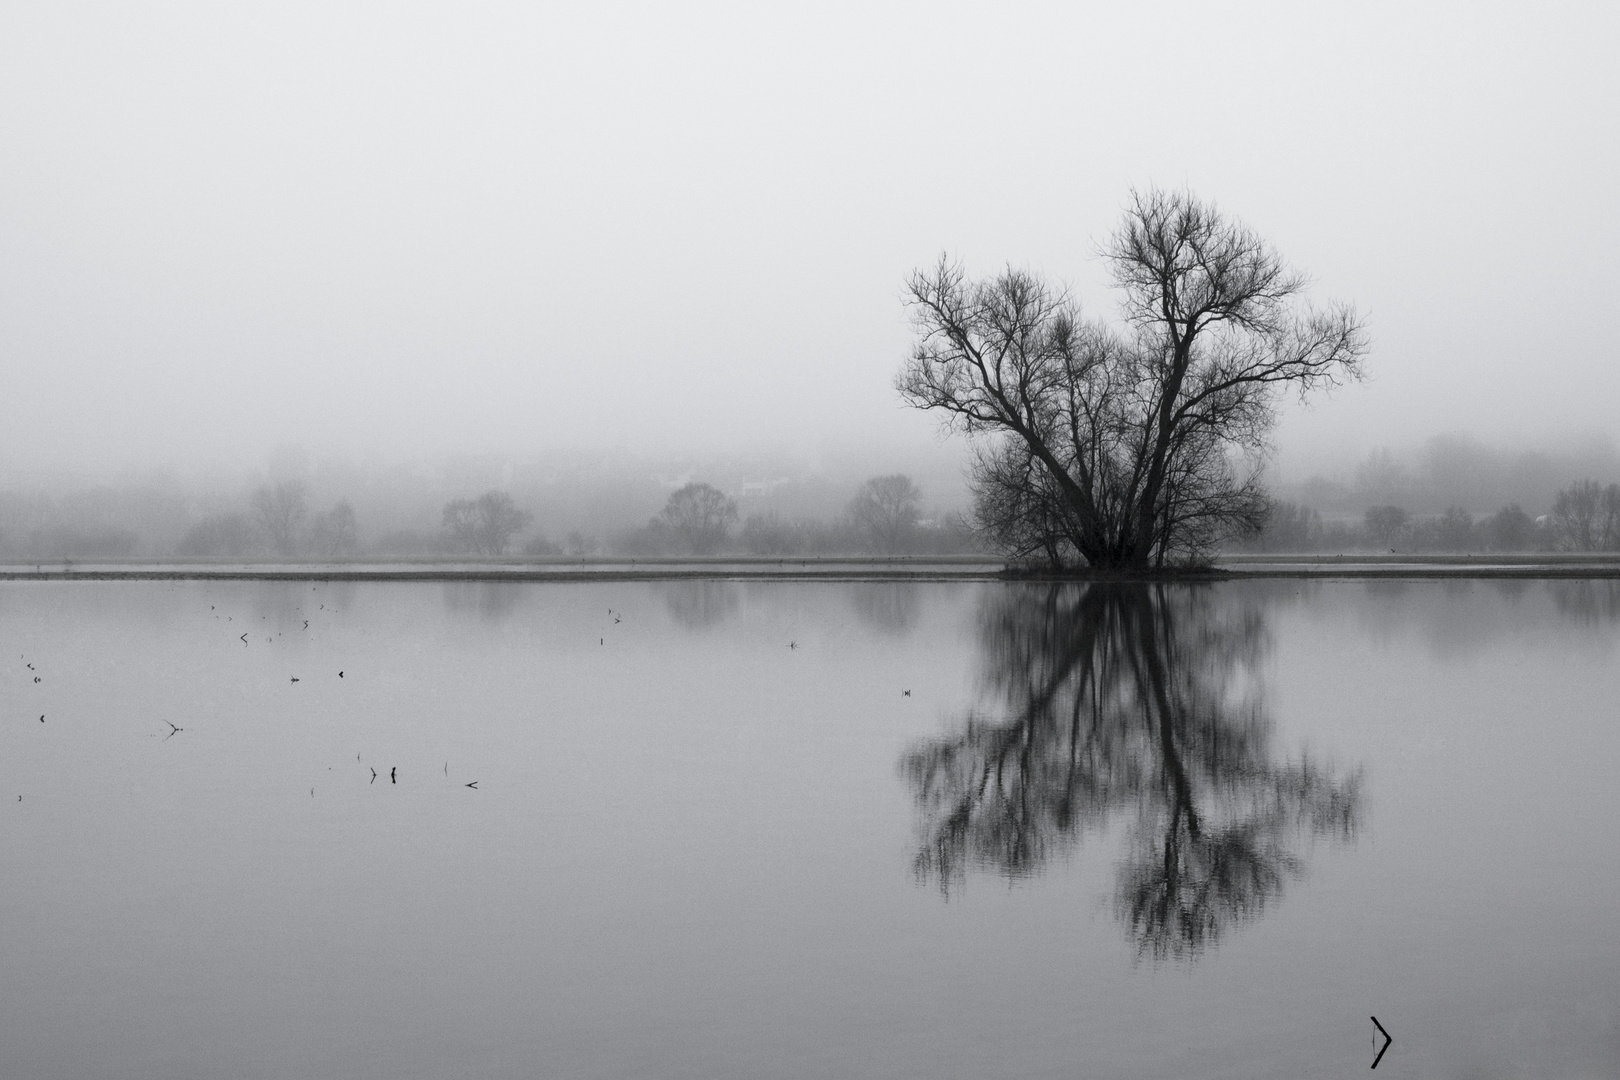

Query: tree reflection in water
left=902, top=583, right=1361, bottom=961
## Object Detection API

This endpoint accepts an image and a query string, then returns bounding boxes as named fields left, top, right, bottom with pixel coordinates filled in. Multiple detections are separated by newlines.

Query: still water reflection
left=904, top=585, right=1360, bottom=959
left=2, top=577, right=1617, bottom=1079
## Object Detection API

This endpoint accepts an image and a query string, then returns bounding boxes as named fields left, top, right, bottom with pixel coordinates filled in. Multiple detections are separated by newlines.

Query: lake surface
left=2, top=578, right=1617, bottom=1078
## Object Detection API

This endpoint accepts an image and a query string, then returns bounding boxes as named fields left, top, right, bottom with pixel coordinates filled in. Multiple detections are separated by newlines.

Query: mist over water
left=3, top=4, right=1617, bottom=483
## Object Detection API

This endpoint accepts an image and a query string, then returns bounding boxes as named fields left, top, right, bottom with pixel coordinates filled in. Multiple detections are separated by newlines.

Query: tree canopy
left=656, top=482, right=737, bottom=555
left=847, top=474, right=922, bottom=554
left=442, top=490, right=532, bottom=556
left=898, top=187, right=1367, bottom=571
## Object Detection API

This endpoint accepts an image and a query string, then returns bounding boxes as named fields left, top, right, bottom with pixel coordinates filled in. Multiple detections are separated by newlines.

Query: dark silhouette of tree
left=252, top=480, right=307, bottom=557
left=848, top=475, right=922, bottom=553
left=898, top=188, right=1366, bottom=571
left=442, top=490, right=532, bottom=556
left=656, top=482, right=737, bottom=555
left=901, top=583, right=1360, bottom=960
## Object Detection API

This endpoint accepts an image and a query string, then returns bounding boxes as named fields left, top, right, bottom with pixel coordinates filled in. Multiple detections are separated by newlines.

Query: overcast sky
left=1, top=1, right=1615, bottom=482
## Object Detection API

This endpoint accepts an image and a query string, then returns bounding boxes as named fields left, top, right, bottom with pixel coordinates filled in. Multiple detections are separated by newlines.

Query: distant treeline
left=10, top=436, right=1620, bottom=560
left=1281, top=434, right=1620, bottom=518
left=0, top=473, right=980, bottom=561
left=1242, top=480, right=1620, bottom=553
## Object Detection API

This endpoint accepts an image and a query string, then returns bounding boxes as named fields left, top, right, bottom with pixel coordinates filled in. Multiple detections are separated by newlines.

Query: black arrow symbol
left=240, top=633, right=248, bottom=645
left=1371, top=1016, right=1392, bottom=1069
left=465, top=781, right=478, bottom=789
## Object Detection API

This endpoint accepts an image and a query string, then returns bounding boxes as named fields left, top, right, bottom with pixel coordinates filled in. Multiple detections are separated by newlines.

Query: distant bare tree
left=309, top=501, right=359, bottom=558
left=1485, top=505, right=1535, bottom=551
left=252, top=480, right=308, bottom=557
left=1550, top=480, right=1620, bottom=551
left=741, top=512, right=799, bottom=556
left=898, top=187, right=1366, bottom=571
left=1253, top=499, right=1321, bottom=552
left=848, top=475, right=922, bottom=553
left=1363, top=505, right=1408, bottom=548
left=522, top=534, right=563, bottom=557
left=442, top=491, right=533, bottom=556
left=1435, top=506, right=1475, bottom=551
left=656, top=482, right=737, bottom=555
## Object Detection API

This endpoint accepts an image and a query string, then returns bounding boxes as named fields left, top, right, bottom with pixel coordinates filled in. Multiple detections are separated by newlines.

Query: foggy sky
left=2, top=1, right=1616, bottom=483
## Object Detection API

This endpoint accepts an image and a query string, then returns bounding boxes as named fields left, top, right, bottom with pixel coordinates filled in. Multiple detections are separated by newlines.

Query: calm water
left=2, top=578, right=1617, bottom=1079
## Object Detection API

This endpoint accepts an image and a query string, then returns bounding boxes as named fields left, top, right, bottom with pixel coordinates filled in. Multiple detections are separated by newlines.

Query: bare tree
left=1485, top=504, right=1535, bottom=551
left=1435, top=507, right=1475, bottom=551
left=1364, top=505, right=1408, bottom=548
left=898, top=188, right=1367, bottom=571
left=655, top=482, right=737, bottom=555
left=1550, top=480, right=1620, bottom=551
left=741, top=512, right=799, bottom=556
left=442, top=491, right=533, bottom=556
left=252, top=480, right=307, bottom=557
left=848, top=475, right=922, bottom=553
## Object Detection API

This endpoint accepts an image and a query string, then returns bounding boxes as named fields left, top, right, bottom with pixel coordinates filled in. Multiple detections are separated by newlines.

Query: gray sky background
left=2, top=1, right=1615, bottom=484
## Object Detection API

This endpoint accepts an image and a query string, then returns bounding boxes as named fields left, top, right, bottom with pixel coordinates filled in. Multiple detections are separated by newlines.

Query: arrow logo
left=1371, top=1016, right=1392, bottom=1069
